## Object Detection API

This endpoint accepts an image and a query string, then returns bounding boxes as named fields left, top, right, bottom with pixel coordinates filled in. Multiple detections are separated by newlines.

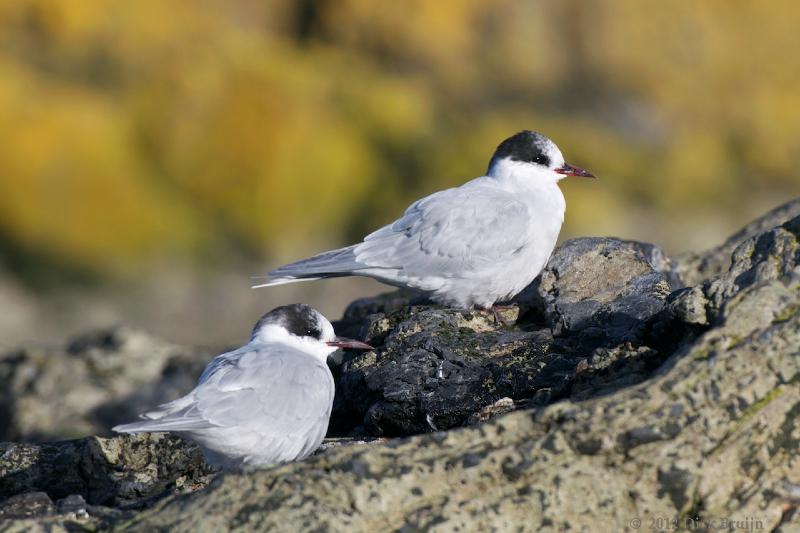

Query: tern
left=255, top=130, right=595, bottom=309
left=113, top=304, right=372, bottom=468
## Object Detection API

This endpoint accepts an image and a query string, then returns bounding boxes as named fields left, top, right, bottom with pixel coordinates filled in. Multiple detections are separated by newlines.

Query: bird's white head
left=250, top=304, right=372, bottom=361
left=486, top=130, right=595, bottom=184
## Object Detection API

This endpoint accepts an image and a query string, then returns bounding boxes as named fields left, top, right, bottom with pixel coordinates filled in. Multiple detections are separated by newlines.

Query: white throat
left=487, top=157, right=566, bottom=223
left=251, top=325, right=337, bottom=362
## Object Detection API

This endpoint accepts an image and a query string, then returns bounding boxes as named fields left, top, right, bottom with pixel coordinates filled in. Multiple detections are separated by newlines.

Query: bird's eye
left=304, top=328, right=322, bottom=339
left=533, top=155, right=547, bottom=165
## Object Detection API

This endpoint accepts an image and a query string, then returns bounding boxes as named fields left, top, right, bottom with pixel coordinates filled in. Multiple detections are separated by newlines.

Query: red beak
left=555, top=163, right=596, bottom=178
left=326, top=337, right=374, bottom=350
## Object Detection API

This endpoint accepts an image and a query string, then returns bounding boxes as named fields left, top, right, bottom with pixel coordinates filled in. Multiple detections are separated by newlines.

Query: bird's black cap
left=489, top=130, right=554, bottom=171
left=253, top=304, right=324, bottom=340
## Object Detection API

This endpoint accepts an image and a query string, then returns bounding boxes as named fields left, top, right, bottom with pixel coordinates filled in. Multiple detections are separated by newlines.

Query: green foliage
left=0, top=0, right=798, bottom=279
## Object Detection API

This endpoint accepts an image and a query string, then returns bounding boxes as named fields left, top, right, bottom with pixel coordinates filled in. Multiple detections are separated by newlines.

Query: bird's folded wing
left=193, top=346, right=335, bottom=435
left=119, top=347, right=334, bottom=435
left=124, top=349, right=248, bottom=426
left=354, top=185, right=532, bottom=277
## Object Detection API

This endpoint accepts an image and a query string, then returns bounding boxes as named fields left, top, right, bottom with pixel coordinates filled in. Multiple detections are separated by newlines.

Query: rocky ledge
left=1, top=199, right=799, bottom=531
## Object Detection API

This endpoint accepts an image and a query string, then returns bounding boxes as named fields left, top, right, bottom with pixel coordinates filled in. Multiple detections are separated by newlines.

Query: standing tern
left=255, top=130, right=595, bottom=309
left=113, top=304, right=372, bottom=468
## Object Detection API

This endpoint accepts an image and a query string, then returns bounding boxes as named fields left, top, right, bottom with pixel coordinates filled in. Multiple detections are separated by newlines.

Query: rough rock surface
left=0, top=327, right=211, bottom=442
left=332, top=307, right=570, bottom=436
left=330, top=237, right=680, bottom=437
left=0, top=433, right=212, bottom=530
left=1, top=201, right=799, bottom=531
left=122, top=211, right=800, bottom=532
left=519, top=237, right=678, bottom=341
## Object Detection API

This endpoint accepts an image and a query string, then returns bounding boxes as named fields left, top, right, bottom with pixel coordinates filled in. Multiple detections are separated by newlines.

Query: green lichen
left=709, top=387, right=784, bottom=457
left=724, top=335, right=742, bottom=349
left=692, top=346, right=713, bottom=361
left=772, top=304, right=798, bottom=324
left=457, top=326, right=475, bottom=334
left=739, top=387, right=784, bottom=425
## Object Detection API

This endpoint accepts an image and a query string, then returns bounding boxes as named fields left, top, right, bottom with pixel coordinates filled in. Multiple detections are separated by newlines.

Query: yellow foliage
left=0, top=0, right=798, bottom=278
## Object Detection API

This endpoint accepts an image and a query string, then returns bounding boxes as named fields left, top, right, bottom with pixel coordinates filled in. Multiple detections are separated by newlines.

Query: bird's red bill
left=555, top=163, right=596, bottom=178
left=326, top=338, right=374, bottom=350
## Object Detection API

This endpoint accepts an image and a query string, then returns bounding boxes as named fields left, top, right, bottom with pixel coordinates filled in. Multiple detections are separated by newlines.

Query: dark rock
left=0, top=433, right=213, bottom=507
left=56, top=494, right=89, bottom=516
left=0, top=327, right=211, bottom=442
left=337, top=290, right=421, bottom=329
left=518, top=237, right=677, bottom=346
left=330, top=238, right=684, bottom=437
left=0, top=492, right=54, bottom=519
left=331, top=306, right=584, bottom=436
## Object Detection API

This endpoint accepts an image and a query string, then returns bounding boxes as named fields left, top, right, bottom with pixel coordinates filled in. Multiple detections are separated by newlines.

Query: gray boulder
left=518, top=237, right=678, bottom=344
left=0, top=327, right=210, bottom=442
left=0, top=433, right=212, bottom=530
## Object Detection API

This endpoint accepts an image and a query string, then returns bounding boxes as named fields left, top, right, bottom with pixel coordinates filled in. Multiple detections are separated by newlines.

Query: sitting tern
left=113, top=304, right=372, bottom=468
left=255, top=131, right=595, bottom=309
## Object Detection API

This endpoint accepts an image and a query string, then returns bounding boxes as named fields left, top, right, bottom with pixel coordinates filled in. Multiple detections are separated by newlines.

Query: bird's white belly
left=188, top=416, right=329, bottom=468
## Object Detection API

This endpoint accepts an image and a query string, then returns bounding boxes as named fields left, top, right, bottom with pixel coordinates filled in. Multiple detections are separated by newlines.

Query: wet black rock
left=330, top=238, right=684, bottom=437
left=331, top=307, right=579, bottom=436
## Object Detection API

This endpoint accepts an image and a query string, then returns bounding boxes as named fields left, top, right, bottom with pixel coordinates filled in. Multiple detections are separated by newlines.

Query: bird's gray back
left=354, top=182, right=536, bottom=278
left=141, top=342, right=335, bottom=465
left=195, top=343, right=334, bottom=432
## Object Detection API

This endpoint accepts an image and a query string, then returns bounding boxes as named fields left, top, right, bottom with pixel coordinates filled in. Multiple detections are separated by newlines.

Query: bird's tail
left=113, top=417, right=213, bottom=433
left=253, top=245, right=363, bottom=288
left=112, top=395, right=212, bottom=433
left=251, top=276, right=323, bottom=288
left=113, top=420, right=166, bottom=434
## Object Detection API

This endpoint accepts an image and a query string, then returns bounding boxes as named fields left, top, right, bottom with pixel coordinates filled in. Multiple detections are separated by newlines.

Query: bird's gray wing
left=116, top=345, right=334, bottom=434
left=353, top=184, right=532, bottom=277
left=259, top=181, right=532, bottom=285
left=128, top=347, right=248, bottom=422
left=195, top=346, right=334, bottom=435
left=263, top=245, right=363, bottom=281
left=197, top=346, right=248, bottom=384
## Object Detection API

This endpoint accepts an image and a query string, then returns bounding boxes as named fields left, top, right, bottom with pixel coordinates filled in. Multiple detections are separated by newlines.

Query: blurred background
left=0, top=0, right=799, bottom=348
